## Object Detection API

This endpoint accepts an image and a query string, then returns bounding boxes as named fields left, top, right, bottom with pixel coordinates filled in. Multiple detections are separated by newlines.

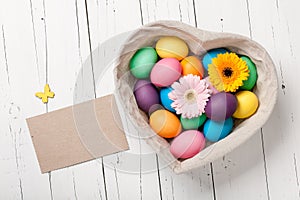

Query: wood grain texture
left=139, top=1, right=215, bottom=200
left=194, top=0, right=270, bottom=199
left=249, top=0, right=300, bottom=199
left=29, top=0, right=106, bottom=199
left=86, top=0, right=162, bottom=200
left=0, top=1, right=52, bottom=199
left=1, top=0, right=300, bottom=199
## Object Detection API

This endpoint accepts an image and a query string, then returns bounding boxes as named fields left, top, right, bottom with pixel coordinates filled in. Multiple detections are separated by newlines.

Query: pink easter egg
left=150, top=58, right=182, bottom=87
left=170, top=130, right=205, bottom=159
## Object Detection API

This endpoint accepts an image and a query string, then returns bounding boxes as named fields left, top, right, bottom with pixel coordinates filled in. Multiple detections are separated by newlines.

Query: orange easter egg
left=181, top=56, right=204, bottom=78
left=149, top=110, right=182, bottom=138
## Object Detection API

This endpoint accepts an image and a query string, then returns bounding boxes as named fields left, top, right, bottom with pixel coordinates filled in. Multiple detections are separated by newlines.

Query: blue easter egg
left=160, top=87, right=176, bottom=112
left=202, top=48, right=229, bottom=70
left=203, top=117, right=233, bottom=142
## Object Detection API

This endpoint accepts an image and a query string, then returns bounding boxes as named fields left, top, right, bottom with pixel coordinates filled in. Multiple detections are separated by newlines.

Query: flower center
left=222, top=67, right=233, bottom=78
left=184, top=89, right=196, bottom=103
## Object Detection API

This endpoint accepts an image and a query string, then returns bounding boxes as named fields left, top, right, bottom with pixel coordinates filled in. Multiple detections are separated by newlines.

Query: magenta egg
left=134, top=80, right=160, bottom=113
left=170, top=130, right=205, bottom=159
left=205, top=92, right=237, bottom=121
left=150, top=58, right=182, bottom=87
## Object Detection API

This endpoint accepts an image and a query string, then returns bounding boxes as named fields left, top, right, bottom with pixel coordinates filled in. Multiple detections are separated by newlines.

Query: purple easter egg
left=134, top=80, right=160, bottom=113
left=205, top=92, right=237, bottom=121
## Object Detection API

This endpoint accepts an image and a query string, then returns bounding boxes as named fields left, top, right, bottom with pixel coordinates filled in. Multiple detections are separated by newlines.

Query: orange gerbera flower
left=208, top=52, right=249, bottom=92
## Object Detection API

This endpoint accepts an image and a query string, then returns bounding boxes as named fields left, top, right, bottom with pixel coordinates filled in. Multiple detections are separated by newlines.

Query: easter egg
left=202, top=48, right=229, bottom=70
left=181, top=56, right=205, bottom=78
left=160, top=87, right=176, bottom=112
left=204, top=77, right=219, bottom=95
left=150, top=58, right=182, bottom=87
left=134, top=80, right=160, bottom=113
left=233, top=91, right=259, bottom=118
left=239, top=56, right=258, bottom=90
left=156, top=36, right=189, bottom=60
left=180, top=114, right=207, bottom=130
left=150, top=110, right=182, bottom=138
left=203, top=117, right=233, bottom=142
left=170, top=130, right=205, bottom=159
left=129, top=47, right=158, bottom=79
left=205, top=92, right=237, bottom=121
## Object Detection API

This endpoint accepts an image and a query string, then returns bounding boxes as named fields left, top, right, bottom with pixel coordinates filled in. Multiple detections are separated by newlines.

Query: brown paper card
left=26, top=94, right=129, bottom=173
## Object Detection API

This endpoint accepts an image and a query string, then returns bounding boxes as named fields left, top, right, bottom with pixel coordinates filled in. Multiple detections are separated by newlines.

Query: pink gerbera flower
left=169, top=74, right=211, bottom=119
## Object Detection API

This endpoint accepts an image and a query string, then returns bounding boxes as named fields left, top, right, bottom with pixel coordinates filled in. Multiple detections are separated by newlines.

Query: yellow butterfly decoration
left=35, top=84, right=55, bottom=103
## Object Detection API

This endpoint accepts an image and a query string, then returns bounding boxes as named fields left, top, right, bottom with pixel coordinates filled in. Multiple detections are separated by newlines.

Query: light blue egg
left=203, top=117, right=233, bottom=142
left=202, top=48, right=229, bottom=70
left=160, top=87, right=176, bottom=112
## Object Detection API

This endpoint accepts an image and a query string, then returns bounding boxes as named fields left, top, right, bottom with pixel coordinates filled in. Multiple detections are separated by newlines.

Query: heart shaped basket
left=113, top=20, right=278, bottom=174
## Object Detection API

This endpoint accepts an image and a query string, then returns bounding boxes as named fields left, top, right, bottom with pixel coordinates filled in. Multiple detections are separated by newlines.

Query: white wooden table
left=1, top=0, right=299, bottom=199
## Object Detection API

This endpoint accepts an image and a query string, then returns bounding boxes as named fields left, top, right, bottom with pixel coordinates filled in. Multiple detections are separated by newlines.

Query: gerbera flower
left=208, top=52, right=249, bottom=92
left=169, top=74, right=211, bottom=119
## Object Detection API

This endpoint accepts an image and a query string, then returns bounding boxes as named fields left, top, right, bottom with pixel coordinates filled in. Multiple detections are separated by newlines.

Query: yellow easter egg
left=155, top=36, right=189, bottom=60
left=181, top=56, right=205, bottom=78
left=233, top=91, right=259, bottom=119
left=149, top=109, right=182, bottom=138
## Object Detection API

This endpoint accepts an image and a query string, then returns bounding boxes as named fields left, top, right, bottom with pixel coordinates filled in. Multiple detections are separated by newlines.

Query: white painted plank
left=139, top=0, right=215, bottom=200
left=109, top=94, right=161, bottom=200
left=89, top=0, right=216, bottom=199
left=86, top=0, right=162, bottom=199
left=248, top=0, right=300, bottom=199
left=0, top=25, right=24, bottom=200
left=0, top=0, right=53, bottom=199
left=210, top=133, right=268, bottom=199
left=157, top=157, right=214, bottom=200
left=87, top=0, right=142, bottom=46
left=140, top=0, right=196, bottom=26
left=194, top=0, right=250, bottom=37
left=34, top=0, right=106, bottom=199
left=122, top=108, right=161, bottom=200
left=194, top=0, right=269, bottom=199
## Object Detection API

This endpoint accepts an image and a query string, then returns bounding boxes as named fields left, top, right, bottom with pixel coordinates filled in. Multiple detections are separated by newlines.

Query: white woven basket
left=114, top=20, right=278, bottom=174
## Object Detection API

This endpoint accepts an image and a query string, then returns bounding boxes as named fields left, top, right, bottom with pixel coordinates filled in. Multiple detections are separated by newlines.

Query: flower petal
left=169, top=74, right=211, bottom=117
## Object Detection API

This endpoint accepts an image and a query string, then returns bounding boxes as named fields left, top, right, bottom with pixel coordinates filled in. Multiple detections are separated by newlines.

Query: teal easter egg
left=181, top=114, right=207, bottom=130
left=160, top=87, right=176, bottom=112
left=202, top=48, right=229, bottom=70
left=203, top=117, right=233, bottom=142
left=130, top=47, right=158, bottom=79
left=240, top=56, right=257, bottom=90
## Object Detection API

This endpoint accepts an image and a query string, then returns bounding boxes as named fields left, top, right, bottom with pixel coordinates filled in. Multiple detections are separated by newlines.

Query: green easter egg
left=181, top=114, right=207, bottom=130
left=129, top=47, right=158, bottom=79
left=240, top=56, right=257, bottom=90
